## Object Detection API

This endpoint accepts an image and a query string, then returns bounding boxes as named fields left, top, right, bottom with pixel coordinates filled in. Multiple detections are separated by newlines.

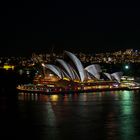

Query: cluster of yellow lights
left=3, top=65, right=14, bottom=70
left=63, top=77, right=70, bottom=81
left=74, top=80, right=80, bottom=83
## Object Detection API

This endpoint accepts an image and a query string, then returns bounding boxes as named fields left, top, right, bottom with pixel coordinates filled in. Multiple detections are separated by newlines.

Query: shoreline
left=17, top=85, right=140, bottom=95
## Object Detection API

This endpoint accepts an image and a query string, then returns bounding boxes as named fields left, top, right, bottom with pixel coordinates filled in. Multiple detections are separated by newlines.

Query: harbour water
left=1, top=90, right=140, bottom=140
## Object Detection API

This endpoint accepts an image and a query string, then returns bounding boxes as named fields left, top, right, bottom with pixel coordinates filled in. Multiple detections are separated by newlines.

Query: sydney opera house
left=40, top=51, right=122, bottom=82
left=17, top=51, right=140, bottom=93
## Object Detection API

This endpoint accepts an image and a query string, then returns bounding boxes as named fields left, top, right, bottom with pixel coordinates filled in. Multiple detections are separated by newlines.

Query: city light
left=125, top=65, right=129, bottom=70
left=3, top=65, right=14, bottom=70
left=42, top=63, right=45, bottom=67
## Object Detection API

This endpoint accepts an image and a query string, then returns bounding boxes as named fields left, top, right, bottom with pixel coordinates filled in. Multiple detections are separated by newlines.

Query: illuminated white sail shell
left=104, top=73, right=112, bottom=80
left=56, top=59, right=74, bottom=80
left=85, top=64, right=101, bottom=79
left=45, top=64, right=63, bottom=79
left=111, top=72, right=123, bottom=83
left=65, top=51, right=86, bottom=82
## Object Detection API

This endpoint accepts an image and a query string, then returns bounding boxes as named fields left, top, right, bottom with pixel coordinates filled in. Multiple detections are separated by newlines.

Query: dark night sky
left=1, top=2, right=140, bottom=56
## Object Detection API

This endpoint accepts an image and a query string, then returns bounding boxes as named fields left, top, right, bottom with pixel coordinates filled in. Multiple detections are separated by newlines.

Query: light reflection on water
left=13, top=90, right=140, bottom=139
left=18, top=91, right=131, bottom=102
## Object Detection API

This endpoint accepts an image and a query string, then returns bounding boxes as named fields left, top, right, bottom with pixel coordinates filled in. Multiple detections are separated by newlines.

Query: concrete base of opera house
left=17, top=82, right=140, bottom=95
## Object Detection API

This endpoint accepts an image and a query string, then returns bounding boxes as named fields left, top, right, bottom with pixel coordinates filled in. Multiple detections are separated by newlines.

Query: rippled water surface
left=1, top=90, right=140, bottom=140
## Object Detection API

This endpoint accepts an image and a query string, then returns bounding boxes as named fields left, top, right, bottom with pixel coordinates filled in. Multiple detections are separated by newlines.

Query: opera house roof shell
left=42, top=51, right=123, bottom=83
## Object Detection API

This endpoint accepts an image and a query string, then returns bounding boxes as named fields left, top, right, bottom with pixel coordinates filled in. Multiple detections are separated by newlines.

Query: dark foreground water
left=1, top=90, right=140, bottom=140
